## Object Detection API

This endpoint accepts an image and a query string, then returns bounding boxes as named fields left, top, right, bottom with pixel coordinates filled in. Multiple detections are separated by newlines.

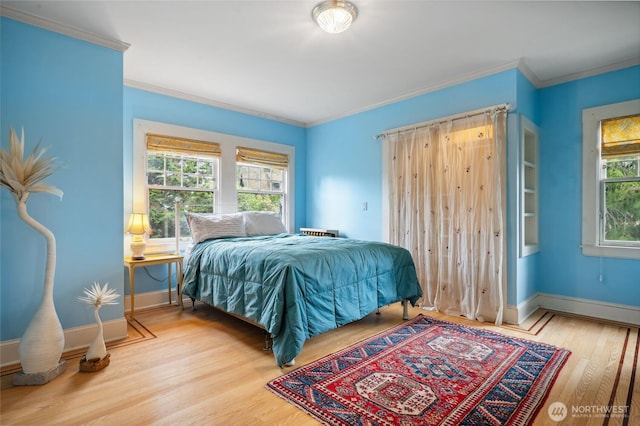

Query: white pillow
left=243, top=211, right=287, bottom=236
left=186, top=212, right=246, bottom=243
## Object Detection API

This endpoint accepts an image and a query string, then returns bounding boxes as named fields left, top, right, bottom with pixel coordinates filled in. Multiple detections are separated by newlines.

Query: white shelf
left=520, top=116, right=539, bottom=257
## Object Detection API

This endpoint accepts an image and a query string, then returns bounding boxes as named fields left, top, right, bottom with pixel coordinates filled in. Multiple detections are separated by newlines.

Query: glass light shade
left=312, top=1, right=358, bottom=34
left=126, top=213, right=151, bottom=235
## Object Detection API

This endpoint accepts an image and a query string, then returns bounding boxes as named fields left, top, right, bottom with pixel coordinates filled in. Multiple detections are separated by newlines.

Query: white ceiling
left=3, top=1, right=640, bottom=126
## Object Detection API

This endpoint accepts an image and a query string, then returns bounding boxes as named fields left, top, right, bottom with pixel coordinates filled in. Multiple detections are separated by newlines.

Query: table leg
left=178, top=259, right=183, bottom=309
left=129, top=265, right=135, bottom=318
left=168, top=262, right=173, bottom=305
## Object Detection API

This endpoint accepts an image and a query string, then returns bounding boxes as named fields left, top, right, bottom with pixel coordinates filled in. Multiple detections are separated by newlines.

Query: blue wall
left=122, top=87, right=307, bottom=295
left=538, top=66, right=640, bottom=306
left=1, top=18, right=124, bottom=340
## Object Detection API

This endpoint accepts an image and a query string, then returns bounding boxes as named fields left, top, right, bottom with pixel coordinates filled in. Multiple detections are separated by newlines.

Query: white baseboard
left=507, top=292, right=640, bottom=326
left=505, top=293, right=541, bottom=325
left=1, top=317, right=128, bottom=369
left=1, top=289, right=188, bottom=369
left=123, top=288, right=192, bottom=322
left=123, top=288, right=183, bottom=312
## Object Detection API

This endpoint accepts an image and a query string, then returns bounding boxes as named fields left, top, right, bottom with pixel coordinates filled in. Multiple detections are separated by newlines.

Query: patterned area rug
left=266, top=315, right=570, bottom=425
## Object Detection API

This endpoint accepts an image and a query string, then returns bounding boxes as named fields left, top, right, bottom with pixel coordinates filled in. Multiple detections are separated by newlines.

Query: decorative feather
left=0, top=127, right=63, bottom=201
left=78, top=282, right=120, bottom=308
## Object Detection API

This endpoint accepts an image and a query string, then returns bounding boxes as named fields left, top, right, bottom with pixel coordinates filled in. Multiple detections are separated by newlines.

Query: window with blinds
left=146, top=133, right=220, bottom=239
left=600, top=114, right=640, bottom=244
left=236, top=147, right=288, bottom=215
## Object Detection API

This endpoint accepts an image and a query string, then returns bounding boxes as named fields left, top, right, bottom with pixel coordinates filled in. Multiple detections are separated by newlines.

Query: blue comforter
left=182, top=234, right=422, bottom=366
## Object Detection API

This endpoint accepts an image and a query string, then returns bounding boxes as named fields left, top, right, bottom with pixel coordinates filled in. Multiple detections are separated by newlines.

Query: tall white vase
left=18, top=296, right=65, bottom=374
left=2, top=128, right=66, bottom=380
left=16, top=198, right=65, bottom=375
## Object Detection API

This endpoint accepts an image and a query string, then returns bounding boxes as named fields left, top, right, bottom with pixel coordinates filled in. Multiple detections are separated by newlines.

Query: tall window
left=236, top=147, right=288, bottom=216
left=582, top=100, right=640, bottom=259
left=146, top=134, right=220, bottom=240
left=600, top=115, right=640, bottom=244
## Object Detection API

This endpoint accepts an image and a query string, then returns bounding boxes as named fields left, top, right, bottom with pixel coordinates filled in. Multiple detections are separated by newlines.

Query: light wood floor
left=1, top=302, right=638, bottom=425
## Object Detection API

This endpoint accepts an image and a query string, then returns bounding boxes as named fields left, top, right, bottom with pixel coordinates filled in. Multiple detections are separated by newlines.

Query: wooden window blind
left=146, top=133, right=221, bottom=157
left=236, top=147, right=288, bottom=167
left=601, top=114, right=640, bottom=158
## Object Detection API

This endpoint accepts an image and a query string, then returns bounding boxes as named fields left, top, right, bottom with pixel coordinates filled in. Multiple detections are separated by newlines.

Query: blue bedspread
left=182, top=234, right=422, bottom=366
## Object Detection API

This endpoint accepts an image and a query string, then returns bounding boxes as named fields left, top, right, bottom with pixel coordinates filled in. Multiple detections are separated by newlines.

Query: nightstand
left=123, top=253, right=183, bottom=318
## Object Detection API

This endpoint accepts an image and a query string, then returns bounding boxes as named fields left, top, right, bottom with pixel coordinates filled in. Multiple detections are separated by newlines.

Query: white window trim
left=581, top=99, right=640, bottom=260
left=129, top=119, right=295, bottom=255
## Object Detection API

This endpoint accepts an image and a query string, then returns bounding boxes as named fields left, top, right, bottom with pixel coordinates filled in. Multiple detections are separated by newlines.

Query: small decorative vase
left=76, top=283, right=119, bottom=373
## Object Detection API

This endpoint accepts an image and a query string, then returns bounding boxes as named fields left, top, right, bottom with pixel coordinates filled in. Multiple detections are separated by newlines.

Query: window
left=236, top=147, right=288, bottom=215
left=130, top=120, right=295, bottom=255
left=146, top=134, right=220, bottom=240
left=600, top=116, right=640, bottom=243
left=582, top=100, right=640, bottom=259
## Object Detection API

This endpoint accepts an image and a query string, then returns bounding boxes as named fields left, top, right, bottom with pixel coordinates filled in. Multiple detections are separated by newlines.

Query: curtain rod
left=375, top=103, right=512, bottom=140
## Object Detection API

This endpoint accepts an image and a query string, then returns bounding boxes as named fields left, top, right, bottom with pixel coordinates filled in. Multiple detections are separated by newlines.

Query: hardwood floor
left=1, top=302, right=638, bottom=425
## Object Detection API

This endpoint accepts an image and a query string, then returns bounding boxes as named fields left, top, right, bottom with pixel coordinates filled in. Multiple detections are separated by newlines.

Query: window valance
left=601, top=114, right=640, bottom=158
left=146, top=133, right=221, bottom=157
left=236, top=147, right=288, bottom=167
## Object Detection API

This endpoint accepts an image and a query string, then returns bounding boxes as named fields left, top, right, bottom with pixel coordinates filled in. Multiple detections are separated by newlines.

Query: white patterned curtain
left=386, top=109, right=506, bottom=324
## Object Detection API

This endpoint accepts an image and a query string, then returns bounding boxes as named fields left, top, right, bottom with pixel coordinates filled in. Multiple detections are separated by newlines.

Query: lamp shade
left=312, top=1, right=358, bottom=34
left=126, top=213, right=151, bottom=235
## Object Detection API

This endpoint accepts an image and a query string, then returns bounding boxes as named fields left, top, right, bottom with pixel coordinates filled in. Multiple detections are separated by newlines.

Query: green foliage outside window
left=237, top=193, right=282, bottom=213
left=236, top=163, right=284, bottom=215
left=147, top=152, right=217, bottom=239
left=604, top=157, right=640, bottom=242
left=148, top=189, right=214, bottom=239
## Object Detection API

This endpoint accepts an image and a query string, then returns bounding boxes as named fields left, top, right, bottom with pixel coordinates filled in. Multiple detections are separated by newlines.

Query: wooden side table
left=123, top=253, right=183, bottom=318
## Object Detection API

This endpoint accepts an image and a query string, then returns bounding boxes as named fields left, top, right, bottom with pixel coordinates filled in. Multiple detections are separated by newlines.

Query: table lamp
left=126, top=213, right=151, bottom=259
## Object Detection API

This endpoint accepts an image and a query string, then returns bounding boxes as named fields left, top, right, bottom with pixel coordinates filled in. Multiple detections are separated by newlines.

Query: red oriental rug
left=266, top=315, right=570, bottom=425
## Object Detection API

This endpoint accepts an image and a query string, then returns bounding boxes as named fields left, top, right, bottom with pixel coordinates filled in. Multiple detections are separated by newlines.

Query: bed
left=181, top=211, right=422, bottom=367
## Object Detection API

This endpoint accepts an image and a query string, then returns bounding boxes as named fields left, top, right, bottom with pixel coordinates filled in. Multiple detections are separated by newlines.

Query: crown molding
left=308, top=57, right=640, bottom=126
left=516, top=59, right=543, bottom=88
left=308, top=60, right=523, bottom=127
left=124, top=79, right=306, bottom=128
left=537, top=57, right=640, bottom=88
left=0, top=5, right=130, bottom=52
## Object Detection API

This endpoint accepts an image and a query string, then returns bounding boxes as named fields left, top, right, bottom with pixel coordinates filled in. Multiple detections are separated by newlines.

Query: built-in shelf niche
left=520, top=116, right=539, bottom=256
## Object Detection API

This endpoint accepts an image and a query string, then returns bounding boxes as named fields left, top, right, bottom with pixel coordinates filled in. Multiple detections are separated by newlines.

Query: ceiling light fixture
left=312, top=1, right=358, bottom=34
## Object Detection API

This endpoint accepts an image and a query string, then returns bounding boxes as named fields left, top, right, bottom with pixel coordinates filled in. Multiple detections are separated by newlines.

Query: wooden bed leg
left=376, top=308, right=381, bottom=315
left=402, top=299, right=409, bottom=320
